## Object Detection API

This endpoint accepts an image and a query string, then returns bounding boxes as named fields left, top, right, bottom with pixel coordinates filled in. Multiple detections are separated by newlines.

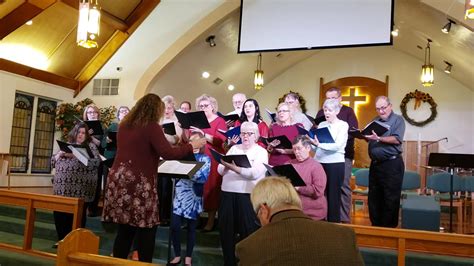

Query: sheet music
left=158, top=160, right=197, bottom=175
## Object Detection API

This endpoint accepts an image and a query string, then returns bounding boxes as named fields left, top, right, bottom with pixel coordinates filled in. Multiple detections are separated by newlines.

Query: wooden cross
left=342, top=88, right=367, bottom=109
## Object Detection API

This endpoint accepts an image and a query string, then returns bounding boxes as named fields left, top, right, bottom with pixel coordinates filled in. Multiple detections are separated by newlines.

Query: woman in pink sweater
left=288, top=135, right=327, bottom=220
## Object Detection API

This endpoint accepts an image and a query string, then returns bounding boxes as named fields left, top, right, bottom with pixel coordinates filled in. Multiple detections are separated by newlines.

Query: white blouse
left=315, top=119, right=348, bottom=164
left=218, top=144, right=268, bottom=194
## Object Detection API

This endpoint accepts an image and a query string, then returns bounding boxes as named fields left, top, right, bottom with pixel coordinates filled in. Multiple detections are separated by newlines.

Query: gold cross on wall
left=342, top=88, right=367, bottom=109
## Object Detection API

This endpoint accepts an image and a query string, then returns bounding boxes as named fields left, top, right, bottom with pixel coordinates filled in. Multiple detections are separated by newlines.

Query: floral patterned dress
left=51, top=142, right=100, bottom=202
left=102, top=123, right=193, bottom=228
left=173, top=153, right=211, bottom=220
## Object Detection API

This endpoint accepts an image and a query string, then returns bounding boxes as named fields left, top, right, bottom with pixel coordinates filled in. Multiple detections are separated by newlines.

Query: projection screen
left=238, top=0, right=394, bottom=53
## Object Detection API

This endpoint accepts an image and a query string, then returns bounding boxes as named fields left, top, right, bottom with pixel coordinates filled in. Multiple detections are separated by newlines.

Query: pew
left=345, top=224, right=474, bottom=266
left=57, top=228, right=163, bottom=266
left=0, top=189, right=83, bottom=260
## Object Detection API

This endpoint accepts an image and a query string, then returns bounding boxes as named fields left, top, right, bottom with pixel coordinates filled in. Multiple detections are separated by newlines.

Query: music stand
left=428, top=153, right=474, bottom=232
left=158, top=159, right=204, bottom=265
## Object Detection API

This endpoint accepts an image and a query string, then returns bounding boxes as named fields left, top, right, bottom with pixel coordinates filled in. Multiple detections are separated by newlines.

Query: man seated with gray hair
left=236, top=177, right=364, bottom=266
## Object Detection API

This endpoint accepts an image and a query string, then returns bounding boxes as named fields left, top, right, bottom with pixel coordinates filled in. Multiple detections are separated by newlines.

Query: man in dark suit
left=236, top=177, right=364, bottom=266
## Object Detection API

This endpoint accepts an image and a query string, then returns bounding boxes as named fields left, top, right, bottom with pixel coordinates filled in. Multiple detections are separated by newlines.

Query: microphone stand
left=422, top=137, right=448, bottom=194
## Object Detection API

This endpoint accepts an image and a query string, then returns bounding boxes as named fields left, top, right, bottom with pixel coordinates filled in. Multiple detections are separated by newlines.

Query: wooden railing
left=0, top=189, right=83, bottom=260
left=346, top=224, right=474, bottom=266
left=57, top=228, right=162, bottom=266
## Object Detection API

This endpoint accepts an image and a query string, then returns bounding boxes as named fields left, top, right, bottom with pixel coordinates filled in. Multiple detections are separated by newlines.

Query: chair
left=426, top=172, right=464, bottom=224
left=401, top=170, right=421, bottom=196
left=352, top=168, right=369, bottom=215
left=401, top=195, right=440, bottom=231
left=462, top=176, right=474, bottom=224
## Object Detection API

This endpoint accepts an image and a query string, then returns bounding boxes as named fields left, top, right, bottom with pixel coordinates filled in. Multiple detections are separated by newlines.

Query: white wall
left=76, top=0, right=225, bottom=109
left=254, top=46, right=474, bottom=154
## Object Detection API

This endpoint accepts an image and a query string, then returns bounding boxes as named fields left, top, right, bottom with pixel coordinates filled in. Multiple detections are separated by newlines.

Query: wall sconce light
left=443, top=61, right=452, bottom=73
left=465, top=0, right=474, bottom=20
left=254, top=53, right=264, bottom=90
left=441, top=19, right=455, bottom=34
left=421, top=39, right=434, bottom=87
left=77, top=0, right=101, bottom=49
left=206, top=35, right=216, bottom=47
left=391, top=28, right=399, bottom=37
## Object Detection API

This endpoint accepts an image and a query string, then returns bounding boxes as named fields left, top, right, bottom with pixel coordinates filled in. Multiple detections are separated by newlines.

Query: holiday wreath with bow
left=400, top=90, right=437, bottom=127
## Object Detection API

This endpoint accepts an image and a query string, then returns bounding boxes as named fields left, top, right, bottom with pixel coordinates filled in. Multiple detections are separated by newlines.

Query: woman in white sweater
left=217, top=121, right=268, bottom=266
left=312, top=98, right=348, bottom=223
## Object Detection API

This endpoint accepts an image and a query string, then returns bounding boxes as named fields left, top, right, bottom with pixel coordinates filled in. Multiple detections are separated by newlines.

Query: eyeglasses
left=240, top=132, right=255, bottom=137
left=376, top=104, right=390, bottom=112
left=277, top=109, right=290, bottom=113
left=198, top=104, right=210, bottom=109
left=119, top=109, right=129, bottom=113
left=87, top=111, right=98, bottom=114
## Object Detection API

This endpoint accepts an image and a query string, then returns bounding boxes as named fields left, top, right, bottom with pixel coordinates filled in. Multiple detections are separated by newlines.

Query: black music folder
left=261, top=135, right=293, bottom=149
left=106, top=131, right=117, bottom=149
left=219, top=113, right=240, bottom=123
left=162, top=122, right=177, bottom=135
left=158, top=160, right=205, bottom=179
left=84, top=120, right=104, bottom=135
left=349, top=120, right=389, bottom=139
left=174, top=111, right=211, bottom=129
left=264, top=163, right=306, bottom=187
left=57, top=140, right=94, bottom=157
left=209, top=148, right=252, bottom=168
left=265, top=108, right=277, bottom=123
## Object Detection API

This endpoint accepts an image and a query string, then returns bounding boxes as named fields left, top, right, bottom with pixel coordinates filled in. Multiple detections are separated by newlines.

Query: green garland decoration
left=400, top=90, right=437, bottom=127
left=55, top=98, right=117, bottom=141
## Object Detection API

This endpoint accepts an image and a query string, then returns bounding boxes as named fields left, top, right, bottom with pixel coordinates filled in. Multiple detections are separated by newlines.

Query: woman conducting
left=102, top=93, right=206, bottom=262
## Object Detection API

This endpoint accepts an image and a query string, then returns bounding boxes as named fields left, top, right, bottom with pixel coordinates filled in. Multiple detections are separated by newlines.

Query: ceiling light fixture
left=254, top=53, right=264, bottom=90
left=465, top=0, right=474, bottom=19
left=443, top=61, right=452, bottom=73
left=227, top=84, right=235, bottom=91
left=205, top=35, right=216, bottom=47
left=421, top=39, right=434, bottom=87
left=201, top=71, right=210, bottom=79
left=77, top=0, right=101, bottom=49
left=441, top=19, right=455, bottom=34
left=25, top=20, right=33, bottom=26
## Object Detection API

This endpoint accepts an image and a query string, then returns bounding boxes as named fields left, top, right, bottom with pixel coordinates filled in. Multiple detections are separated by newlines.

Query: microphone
left=445, top=137, right=448, bottom=143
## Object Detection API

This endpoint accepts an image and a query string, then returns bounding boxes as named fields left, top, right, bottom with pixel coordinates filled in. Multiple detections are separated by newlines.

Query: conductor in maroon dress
left=102, top=93, right=206, bottom=262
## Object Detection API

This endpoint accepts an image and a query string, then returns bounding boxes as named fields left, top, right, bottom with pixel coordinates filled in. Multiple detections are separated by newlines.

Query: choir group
left=51, top=87, right=368, bottom=265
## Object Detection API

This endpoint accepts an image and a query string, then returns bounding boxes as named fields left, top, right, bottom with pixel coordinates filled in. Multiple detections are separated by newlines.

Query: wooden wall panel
left=320, top=76, right=389, bottom=168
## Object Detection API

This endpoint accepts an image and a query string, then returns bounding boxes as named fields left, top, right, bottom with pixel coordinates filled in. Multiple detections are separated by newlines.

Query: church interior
left=0, top=0, right=473, bottom=265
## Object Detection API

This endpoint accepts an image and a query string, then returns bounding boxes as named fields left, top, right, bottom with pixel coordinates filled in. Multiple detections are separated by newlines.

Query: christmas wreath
left=400, top=90, right=437, bottom=127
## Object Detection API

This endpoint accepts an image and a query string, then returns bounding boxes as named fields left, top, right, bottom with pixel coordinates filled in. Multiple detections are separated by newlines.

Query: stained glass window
left=31, top=99, right=57, bottom=173
left=9, top=93, right=34, bottom=173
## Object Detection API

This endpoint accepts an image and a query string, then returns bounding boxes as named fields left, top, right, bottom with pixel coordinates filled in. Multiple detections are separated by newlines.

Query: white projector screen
left=238, top=0, right=394, bottom=53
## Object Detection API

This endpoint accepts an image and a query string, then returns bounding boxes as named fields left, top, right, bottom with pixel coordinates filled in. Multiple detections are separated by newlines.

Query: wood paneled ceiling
left=0, top=0, right=159, bottom=96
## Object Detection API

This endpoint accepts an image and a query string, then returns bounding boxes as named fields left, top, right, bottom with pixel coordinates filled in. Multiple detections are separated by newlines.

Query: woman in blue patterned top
left=169, top=132, right=211, bottom=266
